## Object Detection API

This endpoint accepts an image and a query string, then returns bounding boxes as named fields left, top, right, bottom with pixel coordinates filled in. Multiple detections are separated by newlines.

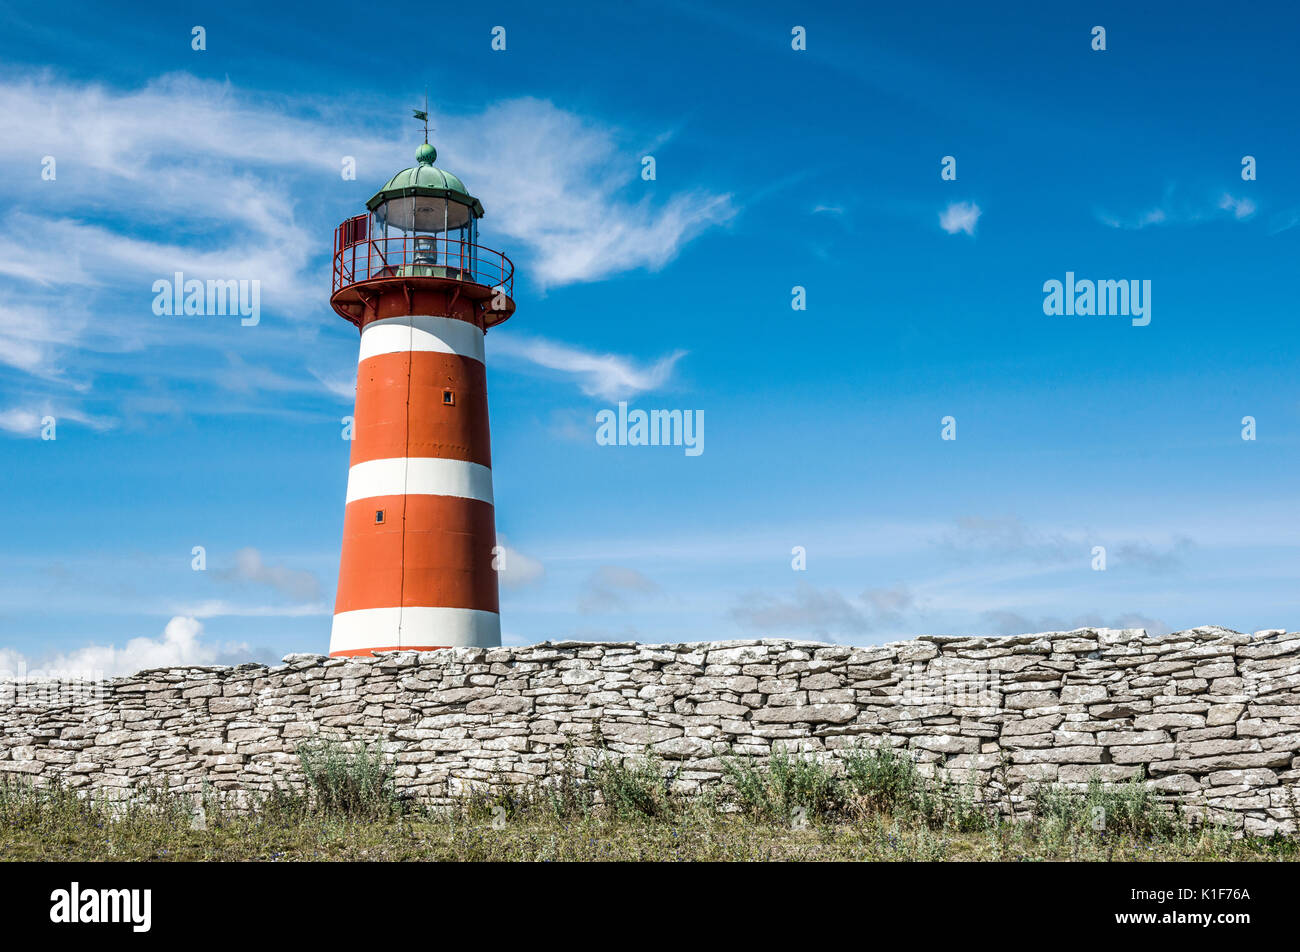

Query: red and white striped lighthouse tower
left=328, top=137, right=515, bottom=657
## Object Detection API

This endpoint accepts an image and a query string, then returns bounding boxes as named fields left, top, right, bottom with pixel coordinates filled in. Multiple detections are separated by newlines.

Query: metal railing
left=332, top=233, right=514, bottom=299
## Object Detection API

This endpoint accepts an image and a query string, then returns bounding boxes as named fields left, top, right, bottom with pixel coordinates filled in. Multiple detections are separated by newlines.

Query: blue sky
left=1, top=1, right=1298, bottom=674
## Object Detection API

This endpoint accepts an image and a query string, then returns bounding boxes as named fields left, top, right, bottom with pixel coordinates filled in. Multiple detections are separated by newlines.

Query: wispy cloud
left=0, top=401, right=113, bottom=436
left=0, top=301, right=97, bottom=381
left=937, top=514, right=1075, bottom=562
left=861, top=584, right=916, bottom=627
left=730, top=582, right=921, bottom=642
left=935, top=515, right=1193, bottom=573
left=214, top=547, right=322, bottom=601
left=0, top=74, right=729, bottom=430
left=939, top=201, right=981, bottom=236
left=578, top=565, right=660, bottom=613
left=446, top=97, right=736, bottom=287
left=1114, top=537, right=1194, bottom=573
left=1266, top=209, right=1299, bottom=235
left=168, top=600, right=330, bottom=619
left=730, top=589, right=857, bottom=641
left=1095, top=207, right=1168, bottom=230
left=1096, top=187, right=1259, bottom=230
left=1218, top=193, right=1256, bottom=219
left=309, top=367, right=356, bottom=401
left=492, top=334, right=686, bottom=400
left=496, top=538, right=545, bottom=589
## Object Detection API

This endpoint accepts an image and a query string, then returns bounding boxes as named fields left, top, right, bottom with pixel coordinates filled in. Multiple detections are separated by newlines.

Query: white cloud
left=0, top=646, right=26, bottom=676
left=491, top=334, right=686, bottom=400
left=0, top=301, right=98, bottom=380
left=0, top=616, right=252, bottom=679
left=0, top=401, right=113, bottom=436
left=939, top=201, right=981, bottom=235
left=0, top=406, right=42, bottom=435
left=444, top=97, right=736, bottom=286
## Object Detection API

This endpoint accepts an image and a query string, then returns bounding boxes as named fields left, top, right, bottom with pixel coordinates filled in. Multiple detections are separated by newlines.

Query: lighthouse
left=328, top=135, right=515, bottom=657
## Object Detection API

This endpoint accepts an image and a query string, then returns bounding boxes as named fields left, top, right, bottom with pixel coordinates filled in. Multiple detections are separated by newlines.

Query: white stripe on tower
left=358, top=314, right=486, bottom=364
left=345, top=457, right=495, bottom=505
left=331, top=607, right=501, bottom=653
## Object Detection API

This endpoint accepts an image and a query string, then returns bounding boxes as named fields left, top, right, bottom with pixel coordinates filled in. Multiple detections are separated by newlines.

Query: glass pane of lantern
left=373, top=197, right=473, bottom=237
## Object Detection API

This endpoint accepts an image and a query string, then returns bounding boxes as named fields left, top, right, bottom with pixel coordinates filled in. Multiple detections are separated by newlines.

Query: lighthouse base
left=329, top=606, right=501, bottom=657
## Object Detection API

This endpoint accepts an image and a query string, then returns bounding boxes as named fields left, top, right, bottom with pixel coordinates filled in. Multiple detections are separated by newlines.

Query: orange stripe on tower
left=335, top=494, right=500, bottom=614
left=350, top=351, right=492, bottom=467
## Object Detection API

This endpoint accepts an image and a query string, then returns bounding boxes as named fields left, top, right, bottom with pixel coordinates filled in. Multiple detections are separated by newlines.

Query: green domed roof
left=366, top=145, right=484, bottom=218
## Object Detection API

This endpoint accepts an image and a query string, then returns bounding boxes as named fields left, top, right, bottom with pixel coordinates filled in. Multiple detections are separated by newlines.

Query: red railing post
left=333, top=228, right=513, bottom=305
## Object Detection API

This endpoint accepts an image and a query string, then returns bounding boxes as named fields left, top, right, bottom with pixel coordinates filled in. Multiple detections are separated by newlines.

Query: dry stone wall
left=2, top=627, right=1299, bottom=834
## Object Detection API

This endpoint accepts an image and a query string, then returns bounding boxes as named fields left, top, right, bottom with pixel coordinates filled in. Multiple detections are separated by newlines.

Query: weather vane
left=412, top=89, right=431, bottom=144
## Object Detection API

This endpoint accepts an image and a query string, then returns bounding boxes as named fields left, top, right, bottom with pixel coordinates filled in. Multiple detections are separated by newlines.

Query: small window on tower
left=443, top=390, right=455, bottom=406
left=374, top=509, right=385, bottom=525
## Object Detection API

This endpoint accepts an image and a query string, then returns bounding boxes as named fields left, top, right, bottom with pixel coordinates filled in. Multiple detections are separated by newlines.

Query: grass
left=724, top=745, right=994, bottom=832
left=1031, top=769, right=1182, bottom=839
left=295, top=737, right=399, bottom=820
left=1, top=741, right=1296, bottom=862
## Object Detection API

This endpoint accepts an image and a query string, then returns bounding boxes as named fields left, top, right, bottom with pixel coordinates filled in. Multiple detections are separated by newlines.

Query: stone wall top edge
left=4, top=626, right=1295, bottom=690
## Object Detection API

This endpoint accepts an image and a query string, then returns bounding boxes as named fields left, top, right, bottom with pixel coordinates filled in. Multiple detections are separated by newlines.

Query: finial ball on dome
left=416, top=143, right=437, bottom=165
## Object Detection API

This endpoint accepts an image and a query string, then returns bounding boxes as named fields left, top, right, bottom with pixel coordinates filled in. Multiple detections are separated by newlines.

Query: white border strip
left=330, top=606, right=501, bottom=652
left=346, top=456, right=494, bottom=505
left=359, top=314, right=485, bottom=364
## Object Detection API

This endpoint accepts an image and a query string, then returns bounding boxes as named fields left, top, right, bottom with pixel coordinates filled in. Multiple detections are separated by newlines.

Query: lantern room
left=367, top=142, right=484, bottom=253
left=330, top=142, right=514, bottom=329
